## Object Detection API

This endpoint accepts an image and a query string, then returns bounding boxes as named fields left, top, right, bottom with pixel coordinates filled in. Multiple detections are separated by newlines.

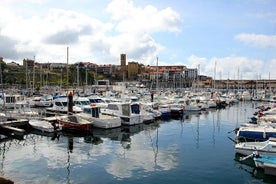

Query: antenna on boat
left=67, top=46, right=69, bottom=86
left=0, top=61, right=6, bottom=111
left=33, top=55, right=35, bottom=95
left=156, top=56, right=159, bottom=90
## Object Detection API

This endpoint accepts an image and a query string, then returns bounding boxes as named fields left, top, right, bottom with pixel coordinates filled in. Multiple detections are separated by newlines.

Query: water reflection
left=66, top=137, right=73, bottom=184
left=0, top=102, right=269, bottom=183
left=233, top=153, right=276, bottom=183
left=0, top=120, right=179, bottom=181
left=104, top=121, right=179, bottom=179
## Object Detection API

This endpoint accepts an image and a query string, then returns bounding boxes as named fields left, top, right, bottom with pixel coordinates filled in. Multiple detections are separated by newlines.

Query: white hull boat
left=29, top=119, right=58, bottom=133
left=46, top=97, right=82, bottom=115
left=101, top=102, right=143, bottom=126
left=235, top=137, right=276, bottom=156
left=78, top=106, right=121, bottom=129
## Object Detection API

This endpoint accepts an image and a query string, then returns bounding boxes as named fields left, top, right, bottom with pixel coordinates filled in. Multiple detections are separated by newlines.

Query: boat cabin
left=83, top=106, right=101, bottom=118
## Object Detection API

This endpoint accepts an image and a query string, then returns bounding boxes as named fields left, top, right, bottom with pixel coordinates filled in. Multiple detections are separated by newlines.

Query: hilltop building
left=1, top=54, right=276, bottom=90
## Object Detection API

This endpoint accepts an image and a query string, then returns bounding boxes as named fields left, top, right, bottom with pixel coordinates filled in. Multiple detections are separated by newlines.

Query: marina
left=0, top=96, right=276, bottom=183
left=1, top=0, right=276, bottom=183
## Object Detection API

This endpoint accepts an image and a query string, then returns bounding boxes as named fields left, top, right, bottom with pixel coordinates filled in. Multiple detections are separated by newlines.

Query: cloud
left=45, top=30, right=82, bottom=45
left=0, top=30, right=35, bottom=61
left=187, top=55, right=271, bottom=79
left=106, top=0, right=182, bottom=34
left=107, top=33, right=164, bottom=65
left=0, top=7, right=113, bottom=62
left=0, top=0, right=181, bottom=65
left=235, top=33, right=276, bottom=47
left=102, top=0, right=181, bottom=65
left=0, top=35, right=20, bottom=60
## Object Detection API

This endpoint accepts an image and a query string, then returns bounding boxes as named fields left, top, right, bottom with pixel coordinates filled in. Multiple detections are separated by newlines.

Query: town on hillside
left=0, top=55, right=276, bottom=92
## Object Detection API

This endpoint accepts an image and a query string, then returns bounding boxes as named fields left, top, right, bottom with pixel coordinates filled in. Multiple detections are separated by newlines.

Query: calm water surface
left=1, top=101, right=276, bottom=184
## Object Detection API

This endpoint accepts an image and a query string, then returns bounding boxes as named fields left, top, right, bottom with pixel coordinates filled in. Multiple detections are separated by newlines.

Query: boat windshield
left=55, top=101, right=68, bottom=106
left=75, top=100, right=90, bottom=105
left=90, top=99, right=104, bottom=103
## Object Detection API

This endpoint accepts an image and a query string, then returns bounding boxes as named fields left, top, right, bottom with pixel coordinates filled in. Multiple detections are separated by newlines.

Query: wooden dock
left=0, top=115, right=67, bottom=138
left=0, top=119, right=29, bottom=127
left=0, top=119, right=29, bottom=137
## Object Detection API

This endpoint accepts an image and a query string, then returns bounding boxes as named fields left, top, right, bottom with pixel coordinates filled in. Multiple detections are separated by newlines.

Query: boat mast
left=85, top=66, right=88, bottom=93
left=67, top=46, right=69, bottom=87
left=213, top=60, right=216, bottom=90
left=77, top=64, right=79, bottom=89
left=33, top=55, right=35, bottom=94
left=0, top=62, right=6, bottom=111
left=26, top=59, right=28, bottom=92
left=156, top=56, right=159, bottom=90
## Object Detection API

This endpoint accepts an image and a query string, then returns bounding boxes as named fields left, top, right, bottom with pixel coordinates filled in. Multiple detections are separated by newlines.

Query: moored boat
left=78, top=105, right=121, bottom=129
left=46, top=97, right=82, bottom=115
left=101, top=102, right=143, bottom=125
left=56, top=115, right=92, bottom=131
left=235, top=137, right=276, bottom=156
left=253, top=152, right=276, bottom=176
left=31, top=95, right=53, bottom=107
left=236, top=125, right=276, bottom=141
left=29, top=119, right=59, bottom=133
left=239, top=151, right=276, bottom=176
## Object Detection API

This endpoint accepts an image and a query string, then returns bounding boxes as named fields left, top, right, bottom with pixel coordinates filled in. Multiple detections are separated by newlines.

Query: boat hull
left=253, top=154, right=276, bottom=176
left=237, top=126, right=276, bottom=141
left=29, top=119, right=56, bottom=133
left=57, top=119, right=91, bottom=131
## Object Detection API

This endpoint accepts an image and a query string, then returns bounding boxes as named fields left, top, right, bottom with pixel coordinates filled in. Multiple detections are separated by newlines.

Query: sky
left=0, top=0, right=275, bottom=80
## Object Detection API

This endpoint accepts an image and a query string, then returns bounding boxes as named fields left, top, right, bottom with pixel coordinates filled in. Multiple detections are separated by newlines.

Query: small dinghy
left=29, top=119, right=59, bottom=133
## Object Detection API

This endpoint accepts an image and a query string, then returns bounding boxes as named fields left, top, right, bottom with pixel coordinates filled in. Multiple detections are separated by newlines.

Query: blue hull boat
left=236, top=126, right=276, bottom=141
left=253, top=153, right=276, bottom=176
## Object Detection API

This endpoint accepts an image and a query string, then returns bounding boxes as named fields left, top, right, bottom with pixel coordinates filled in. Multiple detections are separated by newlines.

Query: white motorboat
left=0, top=93, right=26, bottom=109
left=101, top=102, right=143, bottom=126
left=180, top=99, right=202, bottom=111
left=74, top=96, right=91, bottom=108
left=87, top=95, right=108, bottom=108
left=139, top=102, right=162, bottom=120
left=5, top=101, right=40, bottom=120
left=46, top=97, right=82, bottom=115
left=30, top=95, right=53, bottom=107
left=240, top=90, right=252, bottom=101
left=235, top=137, right=276, bottom=156
left=78, top=105, right=121, bottom=129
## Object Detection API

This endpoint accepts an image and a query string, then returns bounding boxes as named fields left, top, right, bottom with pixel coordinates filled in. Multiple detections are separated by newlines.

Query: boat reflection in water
left=2, top=101, right=276, bottom=183
left=234, top=153, right=276, bottom=182
left=51, top=120, right=177, bottom=181
left=92, top=121, right=179, bottom=179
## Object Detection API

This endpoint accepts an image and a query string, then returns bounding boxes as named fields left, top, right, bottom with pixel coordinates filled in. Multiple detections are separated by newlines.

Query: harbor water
left=0, top=101, right=275, bottom=184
